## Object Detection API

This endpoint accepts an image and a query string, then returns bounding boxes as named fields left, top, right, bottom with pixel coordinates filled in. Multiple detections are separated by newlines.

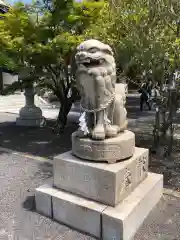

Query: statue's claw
left=105, top=125, right=119, bottom=138
left=119, top=120, right=128, bottom=132
left=92, top=124, right=105, bottom=140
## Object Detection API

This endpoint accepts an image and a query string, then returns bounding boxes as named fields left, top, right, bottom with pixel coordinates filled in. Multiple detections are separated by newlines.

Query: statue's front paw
left=119, top=120, right=128, bottom=132
left=88, top=68, right=100, bottom=77
left=91, top=125, right=105, bottom=140
left=105, top=125, right=119, bottom=138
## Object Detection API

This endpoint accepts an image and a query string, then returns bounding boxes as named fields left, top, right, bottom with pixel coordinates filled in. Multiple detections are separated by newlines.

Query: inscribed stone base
left=16, top=117, right=44, bottom=127
left=35, top=173, right=163, bottom=240
left=72, top=130, right=135, bottom=163
left=53, top=147, right=149, bottom=207
left=102, top=173, right=163, bottom=240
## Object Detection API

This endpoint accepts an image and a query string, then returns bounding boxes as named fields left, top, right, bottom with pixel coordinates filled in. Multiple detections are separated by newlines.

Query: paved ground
left=0, top=93, right=80, bottom=121
left=0, top=150, right=90, bottom=240
left=0, top=149, right=180, bottom=240
left=0, top=93, right=52, bottom=113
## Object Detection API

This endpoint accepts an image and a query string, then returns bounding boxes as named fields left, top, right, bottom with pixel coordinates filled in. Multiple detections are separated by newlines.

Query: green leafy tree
left=0, top=0, right=105, bottom=129
left=85, top=0, right=180, bottom=155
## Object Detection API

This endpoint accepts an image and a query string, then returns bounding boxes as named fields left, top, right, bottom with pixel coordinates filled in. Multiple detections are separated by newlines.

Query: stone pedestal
left=35, top=147, right=163, bottom=240
left=35, top=39, right=163, bottom=239
left=35, top=172, right=163, bottom=240
left=16, top=87, right=44, bottom=127
left=72, top=130, right=135, bottom=163
left=53, top=148, right=148, bottom=206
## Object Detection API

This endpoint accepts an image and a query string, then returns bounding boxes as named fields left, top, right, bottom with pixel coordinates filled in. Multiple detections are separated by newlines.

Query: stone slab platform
left=53, top=147, right=149, bottom=207
left=35, top=183, right=107, bottom=238
left=35, top=172, right=163, bottom=240
left=16, top=117, right=44, bottom=126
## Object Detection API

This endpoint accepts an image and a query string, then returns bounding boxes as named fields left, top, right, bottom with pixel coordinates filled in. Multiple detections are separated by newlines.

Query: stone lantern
left=16, top=71, right=44, bottom=127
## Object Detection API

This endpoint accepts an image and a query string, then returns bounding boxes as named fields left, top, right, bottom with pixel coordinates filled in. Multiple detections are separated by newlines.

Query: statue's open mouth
left=80, top=58, right=104, bottom=68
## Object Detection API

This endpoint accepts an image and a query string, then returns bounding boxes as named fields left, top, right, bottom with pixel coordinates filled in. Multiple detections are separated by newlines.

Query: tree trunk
left=152, top=88, right=177, bottom=156
left=57, top=103, right=71, bottom=128
left=152, top=106, right=160, bottom=152
left=56, top=91, right=78, bottom=130
left=55, top=99, right=72, bottom=130
left=53, top=86, right=79, bottom=132
left=166, top=88, right=177, bottom=156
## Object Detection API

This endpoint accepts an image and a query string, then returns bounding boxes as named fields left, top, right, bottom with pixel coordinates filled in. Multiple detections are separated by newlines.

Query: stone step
left=35, top=172, right=163, bottom=240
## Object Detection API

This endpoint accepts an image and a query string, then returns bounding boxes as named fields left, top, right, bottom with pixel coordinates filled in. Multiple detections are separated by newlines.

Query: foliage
left=84, top=0, right=180, bottom=155
left=85, top=0, right=180, bottom=84
left=0, top=0, right=105, bottom=129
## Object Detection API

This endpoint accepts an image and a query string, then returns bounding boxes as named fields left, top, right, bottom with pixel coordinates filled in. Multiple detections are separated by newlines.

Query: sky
left=5, top=0, right=31, bottom=4
left=7, top=0, right=79, bottom=4
left=7, top=0, right=81, bottom=4
left=7, top=0, right=32, bottom=3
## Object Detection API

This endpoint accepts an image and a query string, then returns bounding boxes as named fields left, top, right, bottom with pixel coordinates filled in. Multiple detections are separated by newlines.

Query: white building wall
left=2, top=72, right=18, bottom=86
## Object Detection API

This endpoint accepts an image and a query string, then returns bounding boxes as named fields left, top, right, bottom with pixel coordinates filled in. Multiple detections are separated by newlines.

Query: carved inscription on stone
left=78, top=144, right=121, bottom=159
left=124, top=168, right=132, bottom=188
left=136, top=154, right=147, bottom=178
left=74, top=144, right=92, bottom=155
left=120, top=168, right=132, bottom=195
left=81, top=145, right=93, bottom=152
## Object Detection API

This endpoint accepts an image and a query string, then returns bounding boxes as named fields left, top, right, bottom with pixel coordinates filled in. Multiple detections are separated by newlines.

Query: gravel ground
left=0, top=150, right=94, bottom=240
left=0, top=150, right=180, bottom=240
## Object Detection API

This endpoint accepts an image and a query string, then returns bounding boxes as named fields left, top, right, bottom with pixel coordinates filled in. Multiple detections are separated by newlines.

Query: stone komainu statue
left=75, top=39, right=127, bottom=140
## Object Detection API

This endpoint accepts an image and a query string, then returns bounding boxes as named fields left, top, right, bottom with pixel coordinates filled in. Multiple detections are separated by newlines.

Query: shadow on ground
left=0, top=95, right=154, bottom=159
left=0, top=120, right=78, bottom=159
left=23, top=195, right=36, bottom=211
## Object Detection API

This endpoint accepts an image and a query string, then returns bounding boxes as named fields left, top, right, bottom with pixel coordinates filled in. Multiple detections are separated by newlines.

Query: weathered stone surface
left=52, top=188, right=107, bottom=238
left=102, top=173, right=163, bottom=240
left=72, top=130, right=135, bottom=163
left=33, top=37, right=164, bottom=238
left=35, top=173, right=163, bottom=240
left=75, top=39, right=127, bottom=140
left=53, top=147, right=149, bottom=206
left=35, top=183, right=57, bottom=218
left=16, top=87, right=44, bottom=127
left=35, top=183, right=107, bottom=238
left=16, top=117, right=44, bottom=126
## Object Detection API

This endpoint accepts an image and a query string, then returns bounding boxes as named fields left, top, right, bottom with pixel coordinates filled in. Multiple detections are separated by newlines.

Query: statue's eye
left=88, top=47, right=99, bottom=53
left=103, top=49, right=113, bottom=56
